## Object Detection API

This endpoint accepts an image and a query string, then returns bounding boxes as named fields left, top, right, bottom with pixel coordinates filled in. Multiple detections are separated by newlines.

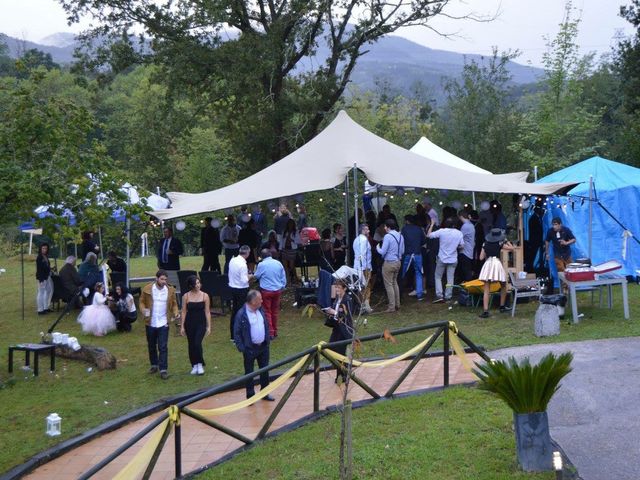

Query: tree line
left=1, top=0, right=639, bottom=237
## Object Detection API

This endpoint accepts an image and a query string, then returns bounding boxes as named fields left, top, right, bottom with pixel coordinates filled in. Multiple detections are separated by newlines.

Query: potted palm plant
left=473, top=352, right=573, bottom=472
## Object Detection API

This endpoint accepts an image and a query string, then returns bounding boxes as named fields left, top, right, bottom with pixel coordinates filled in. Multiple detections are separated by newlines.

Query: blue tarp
left=536, top=156, right=640, bottom=278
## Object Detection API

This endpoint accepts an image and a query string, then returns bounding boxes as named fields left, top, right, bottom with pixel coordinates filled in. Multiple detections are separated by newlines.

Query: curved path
left=24, top=354, right=479, bottom=480
left=492, top=337, right=640, bottom=480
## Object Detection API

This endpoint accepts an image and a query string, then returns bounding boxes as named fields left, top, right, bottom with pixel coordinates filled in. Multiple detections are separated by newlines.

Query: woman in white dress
left=77, top=282, right=116, bottom=336
left=478, top=228, right=514, bottom=318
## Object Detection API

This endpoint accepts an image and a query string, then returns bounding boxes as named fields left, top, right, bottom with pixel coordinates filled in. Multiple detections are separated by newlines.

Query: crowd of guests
left=33, top=197, right=564, bottom=389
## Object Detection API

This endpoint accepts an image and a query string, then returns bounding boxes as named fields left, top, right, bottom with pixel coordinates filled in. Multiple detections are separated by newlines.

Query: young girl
left=478, top=228, right=514, bottom=318
left=77, top=282, right=117, bottom=336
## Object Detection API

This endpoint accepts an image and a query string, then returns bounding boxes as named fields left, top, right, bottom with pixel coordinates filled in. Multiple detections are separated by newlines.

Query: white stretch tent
left=410, top=137, right=529, bottom=181
left=151, top=111, right=576, bottom=220
left=365, top=137, right=528, bottom=195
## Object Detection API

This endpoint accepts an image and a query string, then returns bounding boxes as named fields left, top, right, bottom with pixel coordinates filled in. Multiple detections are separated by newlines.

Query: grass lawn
left=0, top=254, right=637, bottom=474
left=199, top=386, right=555, bottom=480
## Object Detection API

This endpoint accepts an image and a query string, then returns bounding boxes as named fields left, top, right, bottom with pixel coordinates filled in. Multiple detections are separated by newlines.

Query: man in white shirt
left=427, top=219, right=464, bottom=302
left=139, top=270, right=179, bottom=380
left=352, top=224, right=373, bottom=313
left=233, top=290, right=274, bottom=401
left=228, top=245, right=253, bottom=340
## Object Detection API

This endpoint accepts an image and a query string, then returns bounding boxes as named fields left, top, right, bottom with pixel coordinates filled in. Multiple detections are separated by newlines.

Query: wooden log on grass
left=52, top=343, right=117, bottom=370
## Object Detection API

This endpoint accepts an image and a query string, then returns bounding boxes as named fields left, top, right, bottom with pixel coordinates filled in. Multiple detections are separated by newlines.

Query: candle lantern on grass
left=46, top=413, right=61, bottom=436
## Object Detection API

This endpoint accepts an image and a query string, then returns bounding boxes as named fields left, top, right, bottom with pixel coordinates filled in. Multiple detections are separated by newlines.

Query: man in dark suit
left=201, top=217, right=222, bottom=272
left=157, top=227, right=184, bottom=271
left=233, top=290, right=275, bottom=401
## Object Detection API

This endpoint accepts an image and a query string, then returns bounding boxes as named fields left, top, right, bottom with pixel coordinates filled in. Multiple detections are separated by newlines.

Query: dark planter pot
left=513, top=411, right=552, bottom=472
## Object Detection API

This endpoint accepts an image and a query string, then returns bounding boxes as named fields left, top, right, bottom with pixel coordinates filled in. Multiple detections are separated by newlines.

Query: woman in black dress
left=180, top=275, right=211, bottom=375
left=324, top=281, right=354, bottom=383
left=36, top=243, right=53, bottom=315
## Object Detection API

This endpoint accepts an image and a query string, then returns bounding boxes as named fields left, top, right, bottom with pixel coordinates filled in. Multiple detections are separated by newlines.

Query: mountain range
left=1, top=31, right=543, bottom=103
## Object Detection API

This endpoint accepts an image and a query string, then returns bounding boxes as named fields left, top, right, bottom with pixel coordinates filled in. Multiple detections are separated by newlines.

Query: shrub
left=473, top=352, right=573, bottom=413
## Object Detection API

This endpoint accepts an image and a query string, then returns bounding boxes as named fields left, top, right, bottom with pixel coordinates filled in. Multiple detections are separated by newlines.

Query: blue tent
left=536, top=156, right=640, bottom=277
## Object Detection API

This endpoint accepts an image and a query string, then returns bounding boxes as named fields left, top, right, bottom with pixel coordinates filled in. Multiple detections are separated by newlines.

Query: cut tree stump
left=50, top=343, right=117, bottom=370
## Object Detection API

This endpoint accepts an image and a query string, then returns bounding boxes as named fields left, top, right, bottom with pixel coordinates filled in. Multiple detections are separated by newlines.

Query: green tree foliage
left=173, top=126, right=244, bottom=194
left=96, top=66, right=185, bottom=189
left=508, top=2, right=604, bottom=175
left=609, top=1, right=640, bottom=165
left=0, top=70, right=125, bottom=233
left=0, top=41, right=17, bottom=77
left=431, top=48, right=525, bottom=174
left=58, top=0, right=468, bottom=169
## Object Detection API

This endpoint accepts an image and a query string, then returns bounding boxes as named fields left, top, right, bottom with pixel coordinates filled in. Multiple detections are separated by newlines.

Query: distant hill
left=0, top=31, right=543, bottom=103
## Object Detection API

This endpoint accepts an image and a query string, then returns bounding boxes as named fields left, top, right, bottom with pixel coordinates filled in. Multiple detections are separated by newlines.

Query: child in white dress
left=77, top=282, right=116, bottom=336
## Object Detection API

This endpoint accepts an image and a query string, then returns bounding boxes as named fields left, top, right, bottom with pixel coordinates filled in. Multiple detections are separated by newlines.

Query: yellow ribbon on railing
left=322, top=334, right=434, bottom=368
left=448, top=321, right=478, bottom=378
left=190, top=354, right=310, bottom=417
left=112, top=404, right=181, bottom=480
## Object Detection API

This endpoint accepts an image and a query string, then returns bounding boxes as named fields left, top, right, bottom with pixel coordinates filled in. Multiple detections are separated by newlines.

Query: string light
left=319, top=198, right=323, bottom=202
left=439, top=201, right=443, bottom=206
left=390, top=195, right=394, bottom=199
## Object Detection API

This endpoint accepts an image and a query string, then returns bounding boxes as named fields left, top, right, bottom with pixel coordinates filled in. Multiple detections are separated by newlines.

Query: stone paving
left=24, top=354, right=479, bottom=480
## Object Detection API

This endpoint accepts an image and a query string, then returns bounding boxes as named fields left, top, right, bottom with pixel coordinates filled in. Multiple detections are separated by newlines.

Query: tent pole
left=98, top=225, right=104, bottom=261
left=28, top=232, right=33, bottom=256
left=534, top=166, right=538, bottom=182
left=126, top=216, right=131, bottom=287
left=344, top=176, right=350, bottom=265
left=588, top=175, right=593, bottom=260
left=20, top=226, right=25, bottom=322
left=472, top=192, right=477, bottom=210
left=353, top=164, right=359, bottom=251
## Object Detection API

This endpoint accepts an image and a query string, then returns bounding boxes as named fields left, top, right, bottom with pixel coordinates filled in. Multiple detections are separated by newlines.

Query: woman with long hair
left=36, top=243, right=53, bottom=315
left=323, top=281, right=354, bottom=383
left=180, top=275, right=211, bottom=375
left=261, top=230, right=280, bottom=260
left=111, top=282, right=137, bottom=332
left=279, top=219, right=300, bottom=284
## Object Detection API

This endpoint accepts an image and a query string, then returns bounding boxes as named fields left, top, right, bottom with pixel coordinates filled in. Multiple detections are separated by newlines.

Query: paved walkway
left=24, top=354, right=479, bottom=480
left=492, top=337, right=640, bottom=480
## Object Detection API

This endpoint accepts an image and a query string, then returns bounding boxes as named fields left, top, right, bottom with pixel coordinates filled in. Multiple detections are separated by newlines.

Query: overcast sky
left=0, top=0, right=634, bottom=67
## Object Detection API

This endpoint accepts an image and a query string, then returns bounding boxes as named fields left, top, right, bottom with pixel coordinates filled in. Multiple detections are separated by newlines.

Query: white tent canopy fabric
left=364, top=137, right=528, bottom=195
left=410, top=137, right=529, bottom=182
left=151, top=111, right=576, bottom=220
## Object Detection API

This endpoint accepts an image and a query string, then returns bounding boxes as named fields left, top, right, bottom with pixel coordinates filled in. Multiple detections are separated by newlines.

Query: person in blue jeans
left=401, top=215, right=426, bottom=301
left=139, top=270, right=180, bottom=380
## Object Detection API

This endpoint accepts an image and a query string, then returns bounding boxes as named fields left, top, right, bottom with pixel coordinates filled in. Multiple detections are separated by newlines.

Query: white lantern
left=480, top=200, right=491, bottom=211
left=60, top=333, right=69, bottom=345
left=451, top=200, right=462, bottom=210
left=240, top=213, right=250, bottom=223
left=46, top=413, right=61, bottom=436
left=175, top=220, right=186, bottom=231
left=52, top=332, right=62, bottom=344
left=211, top=219, right=220, bottom=228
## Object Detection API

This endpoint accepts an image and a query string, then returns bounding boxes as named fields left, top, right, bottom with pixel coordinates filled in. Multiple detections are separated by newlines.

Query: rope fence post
left=443, top=324, right=450, bottom=387
left=313, top=351, right=320, bottom=412
left=174, top=420, right=182, bottom=479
